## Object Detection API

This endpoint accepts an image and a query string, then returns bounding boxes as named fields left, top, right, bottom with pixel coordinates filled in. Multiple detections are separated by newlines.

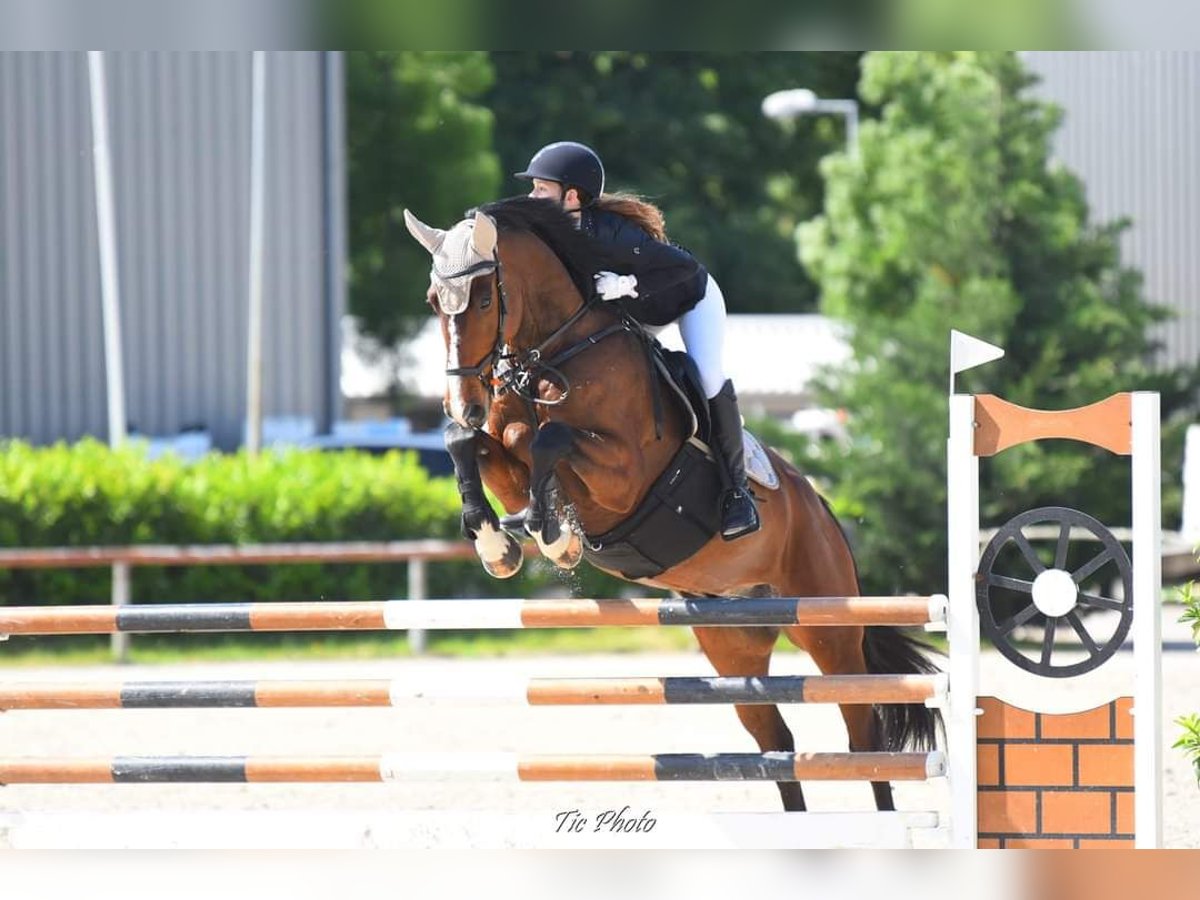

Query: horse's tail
left=864, top=626, right=944, bottom=751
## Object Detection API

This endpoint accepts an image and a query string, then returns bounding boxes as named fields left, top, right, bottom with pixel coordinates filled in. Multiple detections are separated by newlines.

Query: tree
left=346, top=52, right=501, bottom=344
left=487, top=52, right=862, bottom=313
left=799, top=51, right=1199, bottom=595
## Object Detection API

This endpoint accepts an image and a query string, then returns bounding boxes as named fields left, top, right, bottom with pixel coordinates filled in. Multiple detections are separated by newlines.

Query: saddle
left=645, top=336, right=779, bottom=492
left=647, top=340, right=711, bottom=442
left=500, top=319, right=780, bottom=579
left=576, top=333, right=779, bottom=580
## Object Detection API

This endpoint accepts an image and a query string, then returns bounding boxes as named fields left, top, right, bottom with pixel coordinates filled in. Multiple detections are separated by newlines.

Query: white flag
left=949, top=330, right=1004, bottom=394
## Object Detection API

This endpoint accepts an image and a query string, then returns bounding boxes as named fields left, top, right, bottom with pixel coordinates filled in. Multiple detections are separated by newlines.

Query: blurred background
left=2, top=48, right=1199, bottom=619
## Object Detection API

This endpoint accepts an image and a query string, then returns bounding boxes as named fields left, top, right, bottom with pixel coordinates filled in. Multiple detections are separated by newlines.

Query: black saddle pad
left=575, top=339, right=724, bottom=580
left=582, top=440, right=722, bottom=579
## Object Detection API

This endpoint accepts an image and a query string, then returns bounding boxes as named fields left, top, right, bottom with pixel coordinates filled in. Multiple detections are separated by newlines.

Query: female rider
left=515, top=140, right=759, bottom=541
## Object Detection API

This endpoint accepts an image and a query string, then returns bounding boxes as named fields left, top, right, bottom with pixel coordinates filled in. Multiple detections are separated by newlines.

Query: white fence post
left=1131, top=392, right=1163, bottom=848
left=407, top=558, right=427, bottom=654
left=244, top=50, right=268, bottom=455
left=111, top=562, right=131, bottom=663
left=87, top=50, right=127, bottom=448
left=1182, top=423, right=1200, bottom=542
left=946, top=394, right=980, bottom=849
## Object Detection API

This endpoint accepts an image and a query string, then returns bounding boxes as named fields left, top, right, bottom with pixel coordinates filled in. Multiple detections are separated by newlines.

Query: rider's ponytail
left=592, top=192, right=667, bottom=243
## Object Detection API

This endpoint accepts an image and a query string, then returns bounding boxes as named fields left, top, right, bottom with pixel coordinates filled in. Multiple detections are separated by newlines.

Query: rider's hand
left=594, top=271, right=639, bottom=300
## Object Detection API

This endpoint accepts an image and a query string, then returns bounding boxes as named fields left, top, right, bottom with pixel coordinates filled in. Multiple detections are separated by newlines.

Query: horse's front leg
left=526, top=421, right=584, bottom=570
left=444, top=422, right=524, bottom=579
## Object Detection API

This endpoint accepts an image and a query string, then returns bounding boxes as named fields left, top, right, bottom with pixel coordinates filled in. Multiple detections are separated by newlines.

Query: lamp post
left=762, top=88, right=859, bottom=157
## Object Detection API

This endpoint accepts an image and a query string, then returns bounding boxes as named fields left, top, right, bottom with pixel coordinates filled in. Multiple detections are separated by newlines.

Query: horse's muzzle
left=463, top=404, right=487, bottom=429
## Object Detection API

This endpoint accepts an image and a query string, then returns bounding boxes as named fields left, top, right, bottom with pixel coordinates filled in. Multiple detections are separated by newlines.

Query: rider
left=515, top=140, right=760, bottom=541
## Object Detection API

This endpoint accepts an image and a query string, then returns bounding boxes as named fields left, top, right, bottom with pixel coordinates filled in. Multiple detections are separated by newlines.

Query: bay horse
left=404, top=197, right=940, bottom=812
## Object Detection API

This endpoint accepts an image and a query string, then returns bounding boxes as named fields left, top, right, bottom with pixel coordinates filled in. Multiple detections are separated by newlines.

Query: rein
left=494, top=298, right=631, bottom=407
left=443, top=252, right=636, bottom=408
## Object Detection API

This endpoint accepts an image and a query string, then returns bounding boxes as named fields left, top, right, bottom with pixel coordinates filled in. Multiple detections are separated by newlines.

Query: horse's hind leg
left=788, top=624, right=895, bottom=811
left=692, top=622, right=807, bottom=812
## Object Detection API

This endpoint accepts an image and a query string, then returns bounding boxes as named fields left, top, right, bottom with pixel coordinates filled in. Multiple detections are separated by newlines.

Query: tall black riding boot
left=708, top=379, right=760, bottom=541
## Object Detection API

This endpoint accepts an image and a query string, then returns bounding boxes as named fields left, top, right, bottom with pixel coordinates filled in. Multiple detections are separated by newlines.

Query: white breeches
left=678, top=275, right=728, bottom=399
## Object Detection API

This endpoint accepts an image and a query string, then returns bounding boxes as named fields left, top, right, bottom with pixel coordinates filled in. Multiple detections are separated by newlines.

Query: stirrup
left=720, top=489, right=760, bottom=541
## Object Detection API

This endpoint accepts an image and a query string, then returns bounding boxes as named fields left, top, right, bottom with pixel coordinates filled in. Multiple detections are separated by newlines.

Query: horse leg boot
left=527, top=422, right=583, bottom=569
left=708, top=379, right=760, bottom=540
left=444, top=423, right=524, bottom=578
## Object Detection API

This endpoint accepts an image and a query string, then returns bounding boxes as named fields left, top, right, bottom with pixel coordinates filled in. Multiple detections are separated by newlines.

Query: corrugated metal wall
left=1024, top=51, right=1200, bottom=371
left=0, top=51, right=345, bottom=448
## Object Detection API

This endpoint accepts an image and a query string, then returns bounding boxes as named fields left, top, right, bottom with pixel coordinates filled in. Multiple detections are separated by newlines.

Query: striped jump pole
left=0, top=751, right=946, bottom=785
left=0, top=673, right=948, bottom=710
left=0, top=595, right=948, bottom=636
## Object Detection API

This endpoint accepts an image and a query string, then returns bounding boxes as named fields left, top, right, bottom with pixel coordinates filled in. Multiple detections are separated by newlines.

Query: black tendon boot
left=708, top=379, right=760, bottom=540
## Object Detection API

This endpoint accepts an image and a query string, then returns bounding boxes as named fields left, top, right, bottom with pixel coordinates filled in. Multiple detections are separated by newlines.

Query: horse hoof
left=475, top=526, right=524, bottom=579
left=557, top=530, right=584, bottom=570
left=544, top=526, right=583, bottom=571
left=482, top=550, right=523, bottom=579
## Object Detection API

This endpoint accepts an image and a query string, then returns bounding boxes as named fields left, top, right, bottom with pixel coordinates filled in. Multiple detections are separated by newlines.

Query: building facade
left=0, top=51, right=346, bottom=449
left=1025, top=51, right=1200, bottom=371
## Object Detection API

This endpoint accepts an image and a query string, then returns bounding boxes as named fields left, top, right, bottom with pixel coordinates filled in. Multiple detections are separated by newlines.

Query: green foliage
left=799, top=51, right=1200, bottom=594
left=345, top=51, right=866, bottom=343
left=1177, top=713, right=1200, bottom=787
left=893, top=0, right=1086, bottom=49
left=1180, top=578, right=1200, bottom=785
left=487, top=51, right=863, bottom=314
left=1181, top=579, right=1200, bottom=643
left=347, top=51, right=501, bottom=344
left=321, top=3, right=882, bottom=53
left=0, top=440, right=627, bottom=611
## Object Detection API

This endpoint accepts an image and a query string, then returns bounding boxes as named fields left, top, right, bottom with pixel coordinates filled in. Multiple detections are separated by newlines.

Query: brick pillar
left=976, top=697, right=1135, bottom=848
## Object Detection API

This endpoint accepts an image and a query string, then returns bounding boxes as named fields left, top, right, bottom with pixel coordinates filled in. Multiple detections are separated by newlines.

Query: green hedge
left=0, top=439, right=627, bottom=609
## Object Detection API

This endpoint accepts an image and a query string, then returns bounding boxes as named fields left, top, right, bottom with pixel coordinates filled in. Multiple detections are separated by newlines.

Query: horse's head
left=406, top=198, right=601, bottom=429
left=404, top=208, right=508, bottom=429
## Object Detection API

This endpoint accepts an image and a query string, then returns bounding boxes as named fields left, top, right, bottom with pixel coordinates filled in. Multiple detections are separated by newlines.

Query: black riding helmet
left=514, top=141, right=605, bottom=202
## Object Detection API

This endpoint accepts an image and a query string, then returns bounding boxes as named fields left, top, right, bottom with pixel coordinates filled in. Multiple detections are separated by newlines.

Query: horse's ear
left=403, top=209, right=447, bottom=255
left=471, top=211, right=498, bottom=256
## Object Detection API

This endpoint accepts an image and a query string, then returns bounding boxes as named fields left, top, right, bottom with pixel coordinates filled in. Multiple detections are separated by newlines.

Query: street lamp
left=762, top=88, right=859, bottom=157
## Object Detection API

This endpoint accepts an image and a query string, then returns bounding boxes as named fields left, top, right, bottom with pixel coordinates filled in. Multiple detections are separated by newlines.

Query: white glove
left=594, top=271, right=639, bottom=300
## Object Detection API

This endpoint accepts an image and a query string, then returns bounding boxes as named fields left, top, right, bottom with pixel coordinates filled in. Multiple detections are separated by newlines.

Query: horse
left=403, top=196, right=940, bottom=812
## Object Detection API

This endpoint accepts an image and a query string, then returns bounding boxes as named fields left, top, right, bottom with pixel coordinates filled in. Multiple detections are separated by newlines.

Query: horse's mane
left=475, top=196, right=624, bottom=302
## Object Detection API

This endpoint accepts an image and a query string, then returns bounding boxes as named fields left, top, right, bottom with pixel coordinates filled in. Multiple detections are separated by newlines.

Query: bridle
left=438, top=248, right=633, bottom=408
left=437, top=255, right=506, bottom=383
